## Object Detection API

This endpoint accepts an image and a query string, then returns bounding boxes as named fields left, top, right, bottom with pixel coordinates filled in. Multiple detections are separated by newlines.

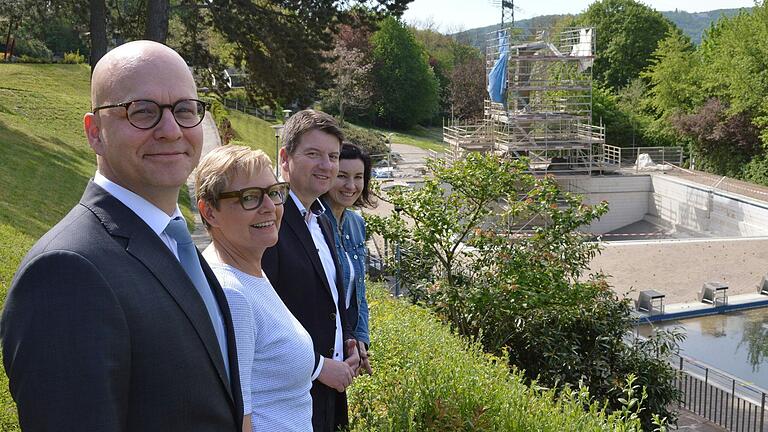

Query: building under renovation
left=444, top=24, right=609, bottom=175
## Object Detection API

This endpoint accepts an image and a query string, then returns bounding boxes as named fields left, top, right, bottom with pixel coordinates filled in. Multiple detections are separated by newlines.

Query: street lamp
left=270, top=124, right=284, bottom=178
left=394, top=204, right=403, bottom=297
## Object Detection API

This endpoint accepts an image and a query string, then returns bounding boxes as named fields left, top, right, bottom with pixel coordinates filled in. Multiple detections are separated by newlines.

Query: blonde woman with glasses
left=196, top=145, right=313, bottom=432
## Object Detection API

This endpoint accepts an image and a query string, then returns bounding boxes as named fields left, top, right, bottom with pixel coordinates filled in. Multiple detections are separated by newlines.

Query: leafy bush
left=12, top=38, right=53, bottom=62
left=347, top=286, right=653, bottom=431
left=740, top=155, right=768, bottom=187
left=367, top=153, right=680, bottom=429
left=62, top=51, right=86, bottom=64
left=341, top=125, right=390, bottom=158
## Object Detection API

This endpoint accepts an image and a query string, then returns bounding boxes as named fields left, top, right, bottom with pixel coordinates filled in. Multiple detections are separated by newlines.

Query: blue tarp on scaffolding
left=487, top=30, right=508, bottom=103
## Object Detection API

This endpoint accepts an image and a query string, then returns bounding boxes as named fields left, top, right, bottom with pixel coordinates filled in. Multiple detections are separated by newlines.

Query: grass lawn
left=362, top=123, right=448, bottom=152
left=0, top=62, right=97, bottom=430
left=227, top=109, right=281, bottom=163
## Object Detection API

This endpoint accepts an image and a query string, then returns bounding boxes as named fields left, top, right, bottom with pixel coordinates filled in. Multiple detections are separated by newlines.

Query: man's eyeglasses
left=218, top=182, right=290, bottom=211
left=92, top=99, right=208, bottom=129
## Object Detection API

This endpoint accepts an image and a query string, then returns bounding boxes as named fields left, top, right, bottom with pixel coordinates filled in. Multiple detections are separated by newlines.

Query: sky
left=402, top=0, right=758, bottom=33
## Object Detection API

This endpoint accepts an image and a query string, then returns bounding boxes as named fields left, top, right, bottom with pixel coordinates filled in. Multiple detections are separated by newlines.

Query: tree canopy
left=579, top=0, right=675, bottom=91
left=370, top=17, right=438, bottom=128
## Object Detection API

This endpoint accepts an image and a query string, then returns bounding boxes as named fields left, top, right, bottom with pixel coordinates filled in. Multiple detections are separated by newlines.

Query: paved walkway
left=188, top=112, right=219, bottom=249
left=677, top=408, right=728, bottom=431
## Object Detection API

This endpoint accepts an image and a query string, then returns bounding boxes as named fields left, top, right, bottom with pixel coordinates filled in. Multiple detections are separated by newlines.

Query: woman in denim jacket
left=322, top=142, right=376, bottom=375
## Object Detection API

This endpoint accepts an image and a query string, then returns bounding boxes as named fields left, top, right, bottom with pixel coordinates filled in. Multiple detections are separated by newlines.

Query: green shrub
left=347, top=286, right=648, bottom=431
left=741, top=154, right=768, bottom=187
left=17, top=55, right=50, bottom=64
left=12, top=39, right=53, bottom=62
left=62, top=51, right=86, bottom=65
left=341, top=125, right=389, bottom=158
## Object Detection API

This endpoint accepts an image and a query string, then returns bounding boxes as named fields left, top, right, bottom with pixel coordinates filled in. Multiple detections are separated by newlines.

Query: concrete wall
left=647, top=175, right=711, bottom=233
left=562, top=174, right=768, bottom=236
left=560, top=176, right=651, bottom=234
left=648, top=175, right=768, bottom=237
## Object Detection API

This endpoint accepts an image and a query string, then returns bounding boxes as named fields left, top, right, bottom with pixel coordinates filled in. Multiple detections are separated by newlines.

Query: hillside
left=453, top=7, right=751, bottom=51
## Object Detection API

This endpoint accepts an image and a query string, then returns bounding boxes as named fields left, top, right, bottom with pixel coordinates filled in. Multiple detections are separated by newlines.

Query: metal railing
left=673, top=353, right=767, bottom=431
left=221, top=98, right=277, bottom=121
left=600, top=144, right=684, bottom=167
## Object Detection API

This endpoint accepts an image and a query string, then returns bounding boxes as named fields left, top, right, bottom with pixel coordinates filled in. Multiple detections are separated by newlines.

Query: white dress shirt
left=94, top=172, right=183, bottom=257
left=289, top=191, right=344, bottom=379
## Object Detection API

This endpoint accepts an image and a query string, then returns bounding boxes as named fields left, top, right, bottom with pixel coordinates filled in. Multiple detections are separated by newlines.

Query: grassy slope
left=0, top=63, right=96, bottom=430
left=366, top=124, right=447, bottom=152
left=227, top=109, right=281, bottom=162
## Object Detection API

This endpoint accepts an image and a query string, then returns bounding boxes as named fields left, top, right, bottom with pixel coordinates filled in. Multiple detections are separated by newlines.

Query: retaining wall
left=563, top=174, right=768, bottom=236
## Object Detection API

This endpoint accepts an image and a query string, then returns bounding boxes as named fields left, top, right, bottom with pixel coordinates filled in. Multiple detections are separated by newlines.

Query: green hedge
left=347, top=286, right=645, bottom=431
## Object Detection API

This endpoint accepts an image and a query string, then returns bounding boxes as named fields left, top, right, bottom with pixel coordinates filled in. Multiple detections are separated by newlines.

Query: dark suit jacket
left=262, top=197, right=354, bottom=431
left=0, top=181, right=243, bottom=431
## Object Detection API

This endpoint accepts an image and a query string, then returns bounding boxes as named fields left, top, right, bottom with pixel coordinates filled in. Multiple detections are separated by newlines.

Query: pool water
left=638, top=308, right=768, bottom=390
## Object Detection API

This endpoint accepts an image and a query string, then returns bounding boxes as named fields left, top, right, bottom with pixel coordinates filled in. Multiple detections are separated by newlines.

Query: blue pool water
left=638, top=308, right=768, bottom=390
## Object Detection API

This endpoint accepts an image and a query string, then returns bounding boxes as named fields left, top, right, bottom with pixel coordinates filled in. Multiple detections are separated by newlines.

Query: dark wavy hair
left=340, top=142, right=377, bottom=208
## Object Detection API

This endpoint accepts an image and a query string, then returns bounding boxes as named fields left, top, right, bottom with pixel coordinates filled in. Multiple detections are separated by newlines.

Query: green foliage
left=371, top=17, right=439, bottom=129
left=340, top=124, right=390, bottom=157
left=367, top=153, right=681, bottom=429
left=643, top=31, right=701, bottom=116
left=348, top=285, right=649, bottom=431
left=176, top=0, right=413, bottom=107
left=62, top=50, right=86, bottom=64
left=11, top=38, right=53, bottom=62
left=740, top=155, right=768, bottom=187
left=661, top=8, right=750, bottom=45
left=592, top=86, right=636, bottom=146
left=579, top=0, right=675, bottom=92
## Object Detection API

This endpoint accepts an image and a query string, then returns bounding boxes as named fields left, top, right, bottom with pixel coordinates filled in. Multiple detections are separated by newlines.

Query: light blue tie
left=164, top=217, right=230, bottom=378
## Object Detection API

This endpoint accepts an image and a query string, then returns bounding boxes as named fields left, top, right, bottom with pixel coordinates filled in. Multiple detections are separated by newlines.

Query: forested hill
left=453, top=8, right=750, bottom=50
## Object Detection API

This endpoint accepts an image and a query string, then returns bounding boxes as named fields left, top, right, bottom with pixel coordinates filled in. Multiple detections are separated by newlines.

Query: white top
left=93, top=172, right=183, bottom=258
left=345, top=252, right=355, bottom=309
left=208, top=262, right=314, bottom=432
left=289, top=192, right=344, bottom=370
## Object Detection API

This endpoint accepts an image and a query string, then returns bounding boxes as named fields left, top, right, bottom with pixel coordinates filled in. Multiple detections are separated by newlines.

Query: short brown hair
left=195, top=145, right=274, bottom=227
left=281, top=109, right=344, bottom=155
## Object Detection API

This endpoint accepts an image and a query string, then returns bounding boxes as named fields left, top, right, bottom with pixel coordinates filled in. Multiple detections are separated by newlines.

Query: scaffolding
left=444, top=26, right=610, bottom=175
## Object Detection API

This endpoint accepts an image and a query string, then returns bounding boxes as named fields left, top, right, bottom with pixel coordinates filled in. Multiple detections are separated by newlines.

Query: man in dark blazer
left=0, top=41, right=243, bottom=431
left=262, top=110, right=360, bottom=431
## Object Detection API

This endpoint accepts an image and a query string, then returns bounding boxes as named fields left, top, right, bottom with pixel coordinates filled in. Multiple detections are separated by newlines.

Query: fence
left=673, top=353, right=767, bottom=431
left=601, top=144, right=684, bottom=167
left=221, top=98, right=276, bottom=121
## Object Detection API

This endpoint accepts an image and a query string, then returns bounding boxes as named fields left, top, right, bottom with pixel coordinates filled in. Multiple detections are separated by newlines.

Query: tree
left=643, top=31, right=700, bottom=116
left=145, top=0, right=169, bottom=43
left=173, top=0, right=413, bottom=107
left=672, top=98, right=761, bottom=175
left=579, top=0, right=674, bottom=91
left=449, top=47, right=485, bottom=120
left=367, top=153, right=681, bottom=429
left=320, top=44, right=373, bottom=125
left=89, top=0, right=107, bottom=68
left=370, top=17, right=438, bottom=128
